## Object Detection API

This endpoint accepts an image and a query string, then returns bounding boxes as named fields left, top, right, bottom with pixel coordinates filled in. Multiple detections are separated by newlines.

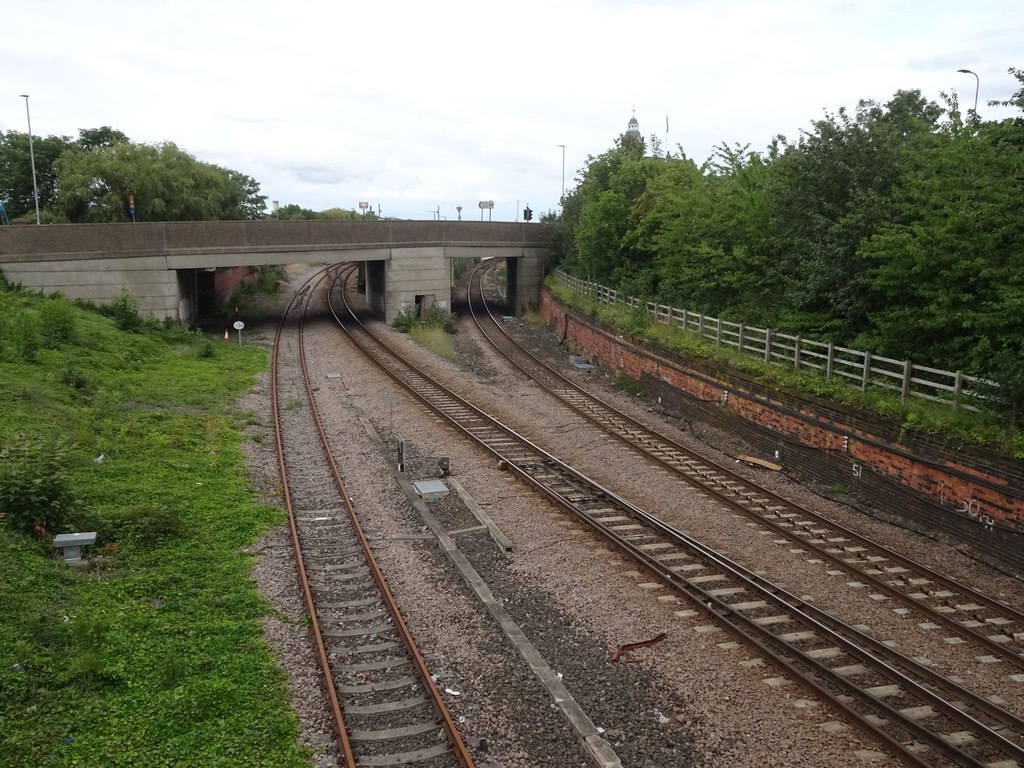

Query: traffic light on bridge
left=523, top=206, right=533, bottom=222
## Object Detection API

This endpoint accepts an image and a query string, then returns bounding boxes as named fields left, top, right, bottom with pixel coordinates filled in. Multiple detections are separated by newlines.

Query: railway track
left=272, top=267, right=474, bottom=768
left=466, top=261, right=1024, bottom=671
left=468, top=261, right=1024, bottom=764
left=326, top=262, right=1024, bottom=766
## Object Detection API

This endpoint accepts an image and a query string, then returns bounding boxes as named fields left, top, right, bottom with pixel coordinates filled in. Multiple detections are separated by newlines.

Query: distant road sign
left=478, top=200, right=494, bottom=209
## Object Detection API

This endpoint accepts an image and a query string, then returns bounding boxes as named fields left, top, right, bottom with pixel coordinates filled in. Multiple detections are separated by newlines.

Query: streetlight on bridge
left=956, top=68, right=980, bottom=122
left=19, top=94, right=41, bottom=225
left=557, top=144, right=565, bottom=205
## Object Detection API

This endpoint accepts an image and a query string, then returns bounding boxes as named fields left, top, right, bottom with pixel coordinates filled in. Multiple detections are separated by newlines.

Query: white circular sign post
left=232, top=320, right=244, bottom=346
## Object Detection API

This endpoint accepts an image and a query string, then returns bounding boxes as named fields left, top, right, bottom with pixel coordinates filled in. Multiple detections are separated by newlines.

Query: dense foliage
left=0, top=126, right=266, bottom=223
left=272, top=203, right=379, bottom=220
left=549, top=68, right=1024, bottom=420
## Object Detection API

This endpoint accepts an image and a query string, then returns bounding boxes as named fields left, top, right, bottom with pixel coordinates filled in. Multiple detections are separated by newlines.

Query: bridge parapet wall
left=0, top=220, right=547, bottom=260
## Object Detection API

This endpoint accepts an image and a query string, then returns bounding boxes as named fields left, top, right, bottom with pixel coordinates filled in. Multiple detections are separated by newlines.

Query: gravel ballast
left=239, top=272, right=1023, bottom=768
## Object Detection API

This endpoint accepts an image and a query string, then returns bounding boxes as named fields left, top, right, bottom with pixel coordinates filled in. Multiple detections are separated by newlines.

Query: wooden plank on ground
left=738, top=455, right=783, bottom=471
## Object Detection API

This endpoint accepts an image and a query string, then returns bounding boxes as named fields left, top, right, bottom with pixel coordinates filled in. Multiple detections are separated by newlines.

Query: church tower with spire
left=625, top=112, right=641, bottom=140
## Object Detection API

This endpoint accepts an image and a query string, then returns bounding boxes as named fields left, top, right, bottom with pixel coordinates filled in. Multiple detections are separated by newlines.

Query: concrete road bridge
left=0, top=220, right=550, bottom=324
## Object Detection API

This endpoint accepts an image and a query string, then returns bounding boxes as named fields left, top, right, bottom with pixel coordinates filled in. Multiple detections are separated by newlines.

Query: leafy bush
left=0, top=436, right=78, bottom=537
left=422, top=304, right=456, bottom=334
left=109, top=503, right=187, bottom=547
left=61, top=363, right=91, bottom=393
left=39, top=297, right=77, bottom=347
left=623, top=303, right=651, bottom=339
left=197, top=339, right=216, bottom=359
left=255, top=264, right=287, bottom=293
left=615, top=373, right=645, bottom=397
left=108, top=288, right=141, bottom=332
left=392, top=303, right=456, bottom=334
left=229, top=264, right=289, bottom=313
left=12, top=311, right=40, bottom=362
left=391, top=304, right=418, bottom=332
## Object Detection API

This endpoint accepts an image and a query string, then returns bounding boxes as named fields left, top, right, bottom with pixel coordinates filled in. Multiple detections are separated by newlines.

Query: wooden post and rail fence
left=553, top=270, right=987, bottom=412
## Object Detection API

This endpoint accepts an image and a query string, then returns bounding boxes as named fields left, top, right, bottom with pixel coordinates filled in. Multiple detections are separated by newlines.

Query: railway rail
left=272, top=267, right=474, bottom=768
left=326, top=262, right=1024, bottom=767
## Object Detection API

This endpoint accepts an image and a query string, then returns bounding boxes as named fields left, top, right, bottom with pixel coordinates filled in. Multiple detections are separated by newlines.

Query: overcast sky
left=5, top=1, right=1021, bottom=222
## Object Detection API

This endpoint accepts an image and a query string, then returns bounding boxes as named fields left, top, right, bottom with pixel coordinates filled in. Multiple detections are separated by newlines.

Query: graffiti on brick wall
left=940, top=484, right=995, bottom=530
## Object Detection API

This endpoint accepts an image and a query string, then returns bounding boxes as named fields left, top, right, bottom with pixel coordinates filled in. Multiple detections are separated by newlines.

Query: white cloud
left=4, top=0, right=1021, bottom=220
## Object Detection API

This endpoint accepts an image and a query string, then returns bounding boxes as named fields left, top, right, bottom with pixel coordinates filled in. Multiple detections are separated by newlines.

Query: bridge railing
left=553, top=270, right=990, bottom=411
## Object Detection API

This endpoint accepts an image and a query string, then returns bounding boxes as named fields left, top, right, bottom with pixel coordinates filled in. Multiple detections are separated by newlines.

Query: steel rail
left=272, top=268, right=352, bottom=766
left=320, top=266, right=476, bottom=767
left=275, top=265, right=475, bottom=767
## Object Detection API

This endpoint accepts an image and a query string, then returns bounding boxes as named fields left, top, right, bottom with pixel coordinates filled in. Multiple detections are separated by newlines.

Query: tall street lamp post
left=557, top=144, right=565, bottom=204
left=957, top=69, right=979, bottom=121
left=19, top=94, right=41, bottom=225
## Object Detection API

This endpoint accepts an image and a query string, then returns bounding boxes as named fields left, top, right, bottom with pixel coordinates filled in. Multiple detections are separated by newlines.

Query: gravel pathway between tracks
left=238, top=269, right=1024, bottom=768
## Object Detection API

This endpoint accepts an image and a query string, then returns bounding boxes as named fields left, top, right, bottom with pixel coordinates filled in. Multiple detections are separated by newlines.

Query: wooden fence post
left=826, top=342, right=834, bottom=380
left=901, top=360, right=912, bottom=402
left=764, top=329, right=772, bottom=363
left=861, top=350, right=872, bottom=391
left=794, top=336, right=801, bottom=372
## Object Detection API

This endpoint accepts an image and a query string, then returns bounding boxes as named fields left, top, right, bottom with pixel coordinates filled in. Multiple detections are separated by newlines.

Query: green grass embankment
left=0, top=286, right=310, bottom=767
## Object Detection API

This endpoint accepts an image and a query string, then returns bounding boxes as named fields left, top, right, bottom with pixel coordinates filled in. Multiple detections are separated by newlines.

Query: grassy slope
left=0, top=288, right=310, bottom=767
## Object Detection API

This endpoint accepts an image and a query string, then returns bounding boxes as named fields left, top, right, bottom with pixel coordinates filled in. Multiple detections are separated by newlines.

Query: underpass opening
left=195, top=269, right=217, bottom=319
left=365, top=259, right=386, bottom=318
left=415, top=294, right=435, bottom=316
left=505, top=257, right=519, bottom=316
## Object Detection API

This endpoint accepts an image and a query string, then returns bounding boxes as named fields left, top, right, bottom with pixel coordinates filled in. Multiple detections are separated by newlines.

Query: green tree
left=551, top=74, right=1024, bottom=422
left=273, top=203, right=321, bottom=220
left=321, top=207, right=368, bottom=220
left=860, top=69, right=1024, bottom=419
left=218, top=168, right=267, bottom=220
left=76, top=126, right=130, bottom=151
left=0, top=131, right=72, bottom=219
left=56, top=140, right=265, bottom=222
left=761, top=90, right=944, bottom=340
left=645, top=143, right=777, bottom=319
left=560, top=129, right=655, bottom=281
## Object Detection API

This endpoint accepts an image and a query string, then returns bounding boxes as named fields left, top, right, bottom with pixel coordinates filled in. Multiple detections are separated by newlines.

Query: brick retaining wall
left=541, top=289, right=1024, bottom=574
